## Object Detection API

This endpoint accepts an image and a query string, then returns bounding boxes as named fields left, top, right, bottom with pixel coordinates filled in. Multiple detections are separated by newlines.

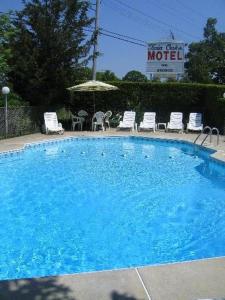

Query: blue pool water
left=0, top=136, right=225, bottom=280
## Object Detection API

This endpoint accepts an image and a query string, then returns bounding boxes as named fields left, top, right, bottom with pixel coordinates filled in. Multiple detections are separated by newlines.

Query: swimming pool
left=0, top=136, right=225, bottom=280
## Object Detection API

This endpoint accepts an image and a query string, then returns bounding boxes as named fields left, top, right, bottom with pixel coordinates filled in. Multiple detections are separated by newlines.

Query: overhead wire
left=102, top=0, right=169, bottom=37
left=174, top=0, right=208, bottom=20
left=109, top=0, right=201, bottom=40
left=142, top=0, right=201, bottom=27
left=1, top=8, right=147, bottom=47
left=84, top=28, right=147, bottom=47
left=99, top=31, right=147, bottom=47
left=91, top=26, right=148, bottom=44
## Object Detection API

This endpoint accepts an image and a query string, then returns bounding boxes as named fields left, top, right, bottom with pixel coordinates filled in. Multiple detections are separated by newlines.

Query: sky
left=1, top=0, right=225, bottom=78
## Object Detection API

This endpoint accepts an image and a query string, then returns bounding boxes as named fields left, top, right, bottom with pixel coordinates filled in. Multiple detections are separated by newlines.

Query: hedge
left=69, top=82, right=225, bottom=132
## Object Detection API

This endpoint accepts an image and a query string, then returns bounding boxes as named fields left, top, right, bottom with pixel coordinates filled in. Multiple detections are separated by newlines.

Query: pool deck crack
left=135, top=267, right=152, bottom=300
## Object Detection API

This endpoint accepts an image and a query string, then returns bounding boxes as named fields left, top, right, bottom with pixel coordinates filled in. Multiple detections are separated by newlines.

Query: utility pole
left=92, top=0, right=100, bottom=80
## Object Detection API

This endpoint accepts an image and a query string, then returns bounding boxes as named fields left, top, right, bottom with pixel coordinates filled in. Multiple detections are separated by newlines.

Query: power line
left=110, top=0, right=200, bottom=40
left=104, top=0, right=184, bottom=40
left=174, top=0, right=207, bottom=20
left=103, top=0, right=169, bottom=37
left=84, top=28, right=147, bottom=47
left=100, top=31, right=147, bottom=47
left=90, top=26, right=148, bottom=44
left=142, top=0, right=201, bottom=27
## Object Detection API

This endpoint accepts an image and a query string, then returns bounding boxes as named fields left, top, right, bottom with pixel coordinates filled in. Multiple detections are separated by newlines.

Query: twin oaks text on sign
left=146, top=41, right=185, bottom=76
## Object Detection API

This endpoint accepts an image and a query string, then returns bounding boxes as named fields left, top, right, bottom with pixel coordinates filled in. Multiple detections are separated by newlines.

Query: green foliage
left=122, top=70, right=148, bottom=82
left=0, top=13, right=17, bottom=85
left=205, top=97, right=225, bottom=131
left=166, top=77, right=177, bottom=83
left=54, top=106, right=73, bottom=130
left=9, top=0, right=94, bottom=106
left=96, top=70, right=120, bottom=81
left=74, top=67, right=92, bottom=81
left=186, top=18, right=225, bottom=84
left=110, top=113, right=122, bottom=128
left=70, top=81, right=225, bottom=131
left=0, top=91, right=27, bottom=107
left=71, top=68, right=120, bottom=82
left=56, top=106, right=72, bottom=121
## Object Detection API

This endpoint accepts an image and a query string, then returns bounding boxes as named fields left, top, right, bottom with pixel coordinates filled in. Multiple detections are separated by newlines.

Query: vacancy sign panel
left=146, top=41, right=185, bottom=75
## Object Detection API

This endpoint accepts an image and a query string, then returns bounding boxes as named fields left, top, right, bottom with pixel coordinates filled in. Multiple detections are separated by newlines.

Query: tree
left=122, top=70, right=148, bottom=82
left=186, top=18, right=225, bottom=84
left=74, top=67, right=92, bottom=81
left=96, top=70, right=120, bottom=81
left=9, top=0, right=93, bottom=106
left=0, top=13, right=17, bottom=85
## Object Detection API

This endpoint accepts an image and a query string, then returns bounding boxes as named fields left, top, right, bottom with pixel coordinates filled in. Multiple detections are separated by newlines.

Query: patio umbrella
left=68, top=80, right=119, bottom=92
left=67, top=80, right=119, bottom=112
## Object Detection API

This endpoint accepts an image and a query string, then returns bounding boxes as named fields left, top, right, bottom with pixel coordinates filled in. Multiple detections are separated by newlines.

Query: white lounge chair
left=139, top=112, right=156, bottom=132
left=117, top=111, right=137, bottom=131
left=92, top=111, right=105, bottom=131
left=166, top=112, right=184, bottom=133
left=44, top=112, right=64, bottom=134
left=187, top=113, right=203, bottom=132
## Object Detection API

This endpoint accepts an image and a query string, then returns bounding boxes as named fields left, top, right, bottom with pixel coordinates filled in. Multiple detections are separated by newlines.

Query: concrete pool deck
left=0, top=130, right=225, bottom=300
left=1, top=259, right=225, bottom=300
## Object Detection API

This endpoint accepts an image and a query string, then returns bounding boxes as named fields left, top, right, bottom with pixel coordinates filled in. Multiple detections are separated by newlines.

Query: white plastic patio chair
left=187, top=113, right=203, bottom=132
left=78, top=110, right=88, bottom=118
left=44, top=112, right=64, bottom=134
left=166, top=112, right=184, bottom=133
left=92, top=111, right=105, bottom=131
left=71, top=114, right=83, bottom=131
left=76, top=110, right=89, bottom=130
left=104, top=111, right=112, bottom=129
left=139, top=112, right=156, bottom=132
left=117, top=111, right=137, bottom=131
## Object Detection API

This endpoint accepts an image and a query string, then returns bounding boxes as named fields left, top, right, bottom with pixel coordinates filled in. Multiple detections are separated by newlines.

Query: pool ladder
left=194, top=126, right=220, bottom=146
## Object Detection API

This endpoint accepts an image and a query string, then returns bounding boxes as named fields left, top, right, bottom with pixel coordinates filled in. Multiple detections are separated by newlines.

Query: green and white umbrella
left=68, top=80, right=119, bottom=92
left=67, top=80, right=119, bottom=112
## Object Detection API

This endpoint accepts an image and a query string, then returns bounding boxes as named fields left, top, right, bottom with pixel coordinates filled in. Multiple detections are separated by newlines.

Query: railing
left=194, top=126, right=220, bottom=146
left=194, top=126, right=211, bottom=146
left=210, top=127, right=220, bottom=145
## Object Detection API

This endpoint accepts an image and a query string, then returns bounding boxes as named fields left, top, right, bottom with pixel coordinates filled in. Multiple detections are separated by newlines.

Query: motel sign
left=146, top=40, right=185, bottom=78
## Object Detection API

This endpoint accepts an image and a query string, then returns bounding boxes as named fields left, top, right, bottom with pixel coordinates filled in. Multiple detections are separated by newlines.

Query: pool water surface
left=0, top=136, right=225, bottom=280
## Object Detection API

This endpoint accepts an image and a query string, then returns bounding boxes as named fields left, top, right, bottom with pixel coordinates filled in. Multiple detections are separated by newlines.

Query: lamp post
left=2, top=86, right=10, bottom=138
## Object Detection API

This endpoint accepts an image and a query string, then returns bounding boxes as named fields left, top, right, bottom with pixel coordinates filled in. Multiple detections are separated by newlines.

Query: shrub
left=0, top=91, right=27, bottom=107
left=56, top=106, right=73, bottom=130
left=69, top=82, right=225, bottom=132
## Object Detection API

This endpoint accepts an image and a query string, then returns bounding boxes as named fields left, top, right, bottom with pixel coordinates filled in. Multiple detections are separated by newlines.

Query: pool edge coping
left=1, top=255, right=225, bottom=282
left=0, top=134, right=224, bottom=164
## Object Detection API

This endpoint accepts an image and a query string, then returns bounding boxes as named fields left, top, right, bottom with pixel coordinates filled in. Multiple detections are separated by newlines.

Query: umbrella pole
left=93, top=92, right=96, bottom=114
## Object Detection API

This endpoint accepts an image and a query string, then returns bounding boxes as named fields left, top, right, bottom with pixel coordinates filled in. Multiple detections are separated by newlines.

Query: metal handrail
left=194, top=126, right=212, bottom=145
left=194, top=126, right=220, bottom=146
left=200, top=132, right=211, bottom=146
left=210, top=127, right=220, bottom=145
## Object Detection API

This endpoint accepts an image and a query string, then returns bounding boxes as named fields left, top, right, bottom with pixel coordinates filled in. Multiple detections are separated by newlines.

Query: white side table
left=157, top=123, right=167, bottom=131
